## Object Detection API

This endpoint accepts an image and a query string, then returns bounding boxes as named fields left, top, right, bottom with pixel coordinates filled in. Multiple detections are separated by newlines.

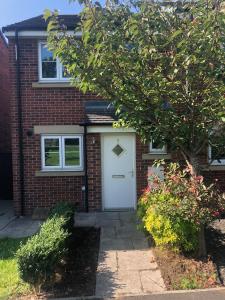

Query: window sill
left=202, top=165, right=225, bottom=171
left=32, top=82, right=73, bottom=88
left=35, top=170, right=85, bottom=177
left=142, top=153, right=172, bottom=160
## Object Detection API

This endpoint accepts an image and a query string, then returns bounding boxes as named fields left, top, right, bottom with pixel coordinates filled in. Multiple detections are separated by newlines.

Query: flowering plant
left=138, top=162, right=225, bottom=252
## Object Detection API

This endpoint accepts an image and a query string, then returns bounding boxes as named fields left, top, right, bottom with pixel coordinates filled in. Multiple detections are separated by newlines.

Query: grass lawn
left=0, top=238, right=30, bottom=300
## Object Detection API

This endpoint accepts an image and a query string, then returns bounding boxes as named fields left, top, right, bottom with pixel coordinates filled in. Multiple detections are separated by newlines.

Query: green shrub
left=179, top=277, right=199, bottom=290
left=138, top=162, right=225, bottom=253
left=16, top=217, right=69, bottom=291
left=144, top=206, right=198, bottom=252
left=49, top=202, right=75, bottom=232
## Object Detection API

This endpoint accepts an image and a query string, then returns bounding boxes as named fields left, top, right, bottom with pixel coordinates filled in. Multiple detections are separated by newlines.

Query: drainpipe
left=83, top=124, right=89, bottom=212
left=15, top=29, right=25, bottom=216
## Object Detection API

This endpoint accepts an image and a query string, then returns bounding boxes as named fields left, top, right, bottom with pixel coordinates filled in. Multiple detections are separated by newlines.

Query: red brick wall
left=87, top=133, right=102, bottom=211
left=8, top=36, right=225, bottom=215
left=0, top=33, right=10, bottom=154
left=8, top=38, right=100, bottom=215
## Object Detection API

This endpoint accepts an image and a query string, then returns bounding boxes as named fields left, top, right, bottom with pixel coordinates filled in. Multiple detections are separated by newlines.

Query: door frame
left=101, top=133, right=137, bottom=211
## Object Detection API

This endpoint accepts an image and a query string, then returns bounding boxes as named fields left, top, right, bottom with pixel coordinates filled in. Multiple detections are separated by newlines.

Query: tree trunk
left=181, top=152, right=207, bottom=257
left=189, top=155, right=201, bottom=177
left=197, top=225, right=207, bottom=258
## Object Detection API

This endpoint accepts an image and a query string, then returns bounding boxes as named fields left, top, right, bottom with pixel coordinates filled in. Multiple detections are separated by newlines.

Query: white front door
left=102, top=134, right=136, bottom=210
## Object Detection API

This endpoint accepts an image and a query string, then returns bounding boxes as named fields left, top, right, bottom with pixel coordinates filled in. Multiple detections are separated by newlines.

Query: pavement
left=54, top=288, right=225, bottom=300
left=0, top=200, right=42, bottom=238
left=113, top=288, right=225, bottom=299
left=0, top=200, right=16, bottom=230
left=75, top=211, right=165, bottom=298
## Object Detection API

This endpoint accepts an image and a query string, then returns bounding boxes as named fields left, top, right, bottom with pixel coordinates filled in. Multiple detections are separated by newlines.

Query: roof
left=2, top=15, right=80, bottom=32
left=85, top=101, right=117, bottom=124
left=0, top=30, right=8, bottom=47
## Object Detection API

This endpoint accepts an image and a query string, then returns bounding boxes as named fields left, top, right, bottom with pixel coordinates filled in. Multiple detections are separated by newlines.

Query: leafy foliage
left=138, top=162, right=225, bottom=252
left=45, top=0, right=225, bottom=172
left=49, top=201, right=75, bottom=232
left=16, top=217, right=69, bottom=291
left=16, top=202, right=75, bottom=292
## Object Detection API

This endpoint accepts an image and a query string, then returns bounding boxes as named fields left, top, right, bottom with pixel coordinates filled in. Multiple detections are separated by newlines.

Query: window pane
left=64, top=138, right=80, bottom=166
left=41, top=44, right=57, bottom=78
left=44, top=138, right=60, bottom=167
left=152, top=140, right=164, bottom=150
left=211, top=147, right=225, bottom=161
left=62, top=65, right=70, bottom=78
left=42, top=62, right=57, bottom=78
left=41, top=44, right=55, bottom=62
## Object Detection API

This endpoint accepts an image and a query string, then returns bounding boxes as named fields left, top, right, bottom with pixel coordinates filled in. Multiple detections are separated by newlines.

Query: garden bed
left=8, top=227, right=100, bottom=300
left=207, top=219, right=225, bottom=285
left=40, top=227, right=100, bottom=299
left=153, top=247, right=221, bottom=290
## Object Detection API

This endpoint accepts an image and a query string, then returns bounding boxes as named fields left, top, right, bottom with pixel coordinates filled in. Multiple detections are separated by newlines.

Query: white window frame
left=41, top=135, right=83, bottom=171
left=149, top=140, right=167, bottom=154
left=62, top=135, right=83, bottom=170
left=38, top=42, right=70, bottom=82
left=208, top=145, right=225, bottom=165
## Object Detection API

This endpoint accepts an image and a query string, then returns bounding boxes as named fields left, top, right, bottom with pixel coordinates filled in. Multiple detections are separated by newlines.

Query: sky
left=0, top=0, right=83, bottom=30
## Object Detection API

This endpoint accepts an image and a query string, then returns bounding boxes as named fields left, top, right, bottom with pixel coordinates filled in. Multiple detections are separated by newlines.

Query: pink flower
left=142, top=186, right=151, bottom=194
left=196, top=176, right=203, bottom=183
left=212, top=211, right=220, bottom=217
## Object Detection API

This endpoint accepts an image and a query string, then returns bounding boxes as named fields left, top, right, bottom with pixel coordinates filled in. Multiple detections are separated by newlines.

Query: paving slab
left=94, top=211, right=165, bottom=298
left=101, top=238, right=134, bottom=251
left=132, top=238, right=149, bottom=250
left=74, top=212, right=97, bottom=227
left=0, top=217, right=42, bottom=238
left=140, top=270, right=166, bottom=293
left=98, top=251, right=118, bottom=272
left=117, top=250, right=158, bottom=271
left=0, top=200, right=15, bottom=230
left=115, top=270, right=143, bottom=296
left=101, top=227, right=117, bottom=240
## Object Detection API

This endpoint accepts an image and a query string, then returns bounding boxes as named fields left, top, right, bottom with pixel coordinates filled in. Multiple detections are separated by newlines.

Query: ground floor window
left=41, top=135, right=83, bottom=171
left=209, top=145, right=225, bottom=165
left=149, top=140, right=167, bottom=154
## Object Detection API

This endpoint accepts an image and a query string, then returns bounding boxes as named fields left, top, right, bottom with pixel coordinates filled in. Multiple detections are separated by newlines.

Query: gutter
left=15, top=29, right=25, bottom=216
left=83, top=124, right=89, bottom=212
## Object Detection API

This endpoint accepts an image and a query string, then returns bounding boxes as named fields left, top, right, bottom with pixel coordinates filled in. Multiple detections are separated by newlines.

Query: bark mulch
left=153, top=247, right=220, bottom=290
left=42, top=227, right=100, bottom=298
left=207, top=219, right=225, bottom=285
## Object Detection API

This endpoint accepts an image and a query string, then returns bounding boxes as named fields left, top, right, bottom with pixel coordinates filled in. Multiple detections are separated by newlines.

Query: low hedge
left=16, top=202, right=75, bottom=291
left=49, top=202, right=75, bottom=232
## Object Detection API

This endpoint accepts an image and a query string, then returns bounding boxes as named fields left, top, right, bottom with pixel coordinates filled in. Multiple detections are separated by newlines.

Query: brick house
left=2, top=16, right=225, bottom=216
left=0, top=30, right=12, bottom=200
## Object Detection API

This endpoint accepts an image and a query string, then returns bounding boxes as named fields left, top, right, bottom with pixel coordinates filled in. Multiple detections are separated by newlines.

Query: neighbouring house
left=0, top=30, right=12, bottom=200
left=2, top=16, right=225, bottom=216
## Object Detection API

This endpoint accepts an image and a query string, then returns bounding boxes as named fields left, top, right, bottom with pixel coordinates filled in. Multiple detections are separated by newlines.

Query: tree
left=45, top=0, right=225, bottom=255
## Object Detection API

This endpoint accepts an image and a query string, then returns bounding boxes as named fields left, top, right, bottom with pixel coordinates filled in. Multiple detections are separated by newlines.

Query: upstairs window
left=38, top=42, right=70, bottom=81
left=149, top=140, right=167, bottom=154
left=41, top=135, right=83, bottom=171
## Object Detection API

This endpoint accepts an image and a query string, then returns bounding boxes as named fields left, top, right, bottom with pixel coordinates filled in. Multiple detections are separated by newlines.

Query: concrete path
left=75, top=212, right=165, bottom=298
left=0, top=199, right=42, bottom=239
left=0, top=217, right=42, bottom=238
left=0, top=200, right=16, bottom=230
